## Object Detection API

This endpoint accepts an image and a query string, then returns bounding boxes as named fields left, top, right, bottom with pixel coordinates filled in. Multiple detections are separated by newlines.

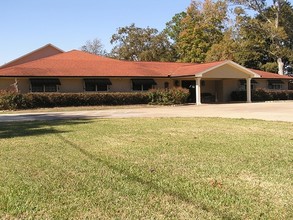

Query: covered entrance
left=177, top=61, right=261, bottom=105
left=182, top=80, right=218, bottom=103
left=182, top=80, right=196, bottom=102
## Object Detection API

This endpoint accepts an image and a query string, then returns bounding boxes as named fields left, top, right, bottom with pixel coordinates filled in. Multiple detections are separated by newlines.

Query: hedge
left=148, top=88, right=189, bottom=105
left=0, top=92, right=149, bottom=110
left=0, top=88, right=189, bottom=110
left=0, top=91, right=28, bottom=110
left=24, top=92, right=151, bottom=108
left=231, top=89, right=293, bottom=102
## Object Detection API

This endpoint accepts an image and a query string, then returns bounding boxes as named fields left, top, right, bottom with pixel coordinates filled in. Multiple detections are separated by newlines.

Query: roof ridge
left=0, top=50, right=124, bottom=70
left=0, top=43, right=64, bottom=68
left=0, top=50, right=72, bottom=70
left=66, top=50, right=125, bottom=62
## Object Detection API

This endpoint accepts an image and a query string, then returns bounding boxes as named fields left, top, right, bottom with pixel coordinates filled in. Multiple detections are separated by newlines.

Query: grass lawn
left=0, top=118, right=292, bottom=219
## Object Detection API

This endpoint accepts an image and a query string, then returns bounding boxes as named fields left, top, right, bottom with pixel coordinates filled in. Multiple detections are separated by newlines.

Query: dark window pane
left=31, top=84, right=44, bottom=92
left=84, top=79, right=112, bottom=85
left=96, top=85, right=108, bottom=91
left=164, top=82, right=169, bottom=89
left=85, top=83, right=96, bottom=91
left=45, top=84, right=57, bottom=92
left=268, top=84, right=283, bottom=90
left=142, top=84, right=152, bottom=91
left=132, top=79, right=156, bottom=91
left=133, top=84, right=142, bottom=91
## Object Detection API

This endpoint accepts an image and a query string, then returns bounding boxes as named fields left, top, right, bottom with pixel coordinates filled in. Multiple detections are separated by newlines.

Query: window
left=84, top=78, right=112, bottom=92
left=269, top=84, right=283, bottom=90
left=239, top=79, right=257, bottom=91
left=289, top=81, right=293, bottom=90
left=30, top=78, right=61, bottom=92
left=164, top=82, right=169, bottom=89
left=268, top=80, right=284, bottom=90
left=174, top=80, right=180, bottom=87
left=132, top=79, right=157, bottom=91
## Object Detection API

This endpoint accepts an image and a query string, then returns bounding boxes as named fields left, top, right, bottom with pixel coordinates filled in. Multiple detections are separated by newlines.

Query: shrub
left=251, top=89, right=272, bottom=101
left=24, top=92, right=150, bottom=109
left=231, top=89, right=293, bottom=102
left=148, top=88, right=189, bottom=105
left=230, top=91, right=246, bottom=101
left=0, top=90, right=27, bottom=110
left=288, top=91, right=293, bottom=100
left=253, top=89, right=293, bottom=101
left=0, top=92, right=151, bottom=110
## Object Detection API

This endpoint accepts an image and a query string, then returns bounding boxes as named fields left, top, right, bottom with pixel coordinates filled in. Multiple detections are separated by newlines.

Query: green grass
left=0, top=118, right=292, bottom=219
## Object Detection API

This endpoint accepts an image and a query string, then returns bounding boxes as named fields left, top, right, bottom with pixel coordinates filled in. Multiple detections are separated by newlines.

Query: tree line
left=81, top=0, right=293, bottom=75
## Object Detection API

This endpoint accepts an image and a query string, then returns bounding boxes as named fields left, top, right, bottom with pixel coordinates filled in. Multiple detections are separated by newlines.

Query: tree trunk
left=277, top=58, right=284, bottom=75
left=274, top=0, right=284, bottom=75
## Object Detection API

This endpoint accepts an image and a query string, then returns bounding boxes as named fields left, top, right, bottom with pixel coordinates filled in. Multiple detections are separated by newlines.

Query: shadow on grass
left=0, top=119, right=92, bottom=139
left=56, top=133, right=230, bottom=218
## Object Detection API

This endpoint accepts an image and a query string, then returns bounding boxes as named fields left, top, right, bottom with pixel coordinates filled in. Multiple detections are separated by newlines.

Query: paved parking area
left=0, top=102, right=292, bottom=122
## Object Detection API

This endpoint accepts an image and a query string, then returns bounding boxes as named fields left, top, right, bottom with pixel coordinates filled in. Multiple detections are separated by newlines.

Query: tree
left=164, top=11, right=187, bottom=43
left=228, top=8, right=271, bottom=70
left=110, top=24, right=175, bottom=61
left=229, top=0, right=293, bottom=74
left=175, top=0, right=228, bottom=63
left=81, top=38, right=106, bottom=56
left=205, top=29, right=238, bottom=62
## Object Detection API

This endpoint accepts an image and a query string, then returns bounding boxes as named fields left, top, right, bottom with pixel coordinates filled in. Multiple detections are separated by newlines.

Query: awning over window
left=84, top=78, right=112, bottom=85
left=268, top=80, right=284, bottom=84
left=239, top=79, right=258, bottom=85
left=30, top=78, right=61, bottom=85
left=131, top=79, right=157, bottom=85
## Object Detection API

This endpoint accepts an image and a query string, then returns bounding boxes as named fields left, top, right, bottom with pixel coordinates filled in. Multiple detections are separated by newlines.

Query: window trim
left=268, top=80, right=284, bottom=90
left=30, top=78, right=60, bottom=93
left=84, top=78, right=112, bottom=92
left=131, top=79, right=157, bottom=91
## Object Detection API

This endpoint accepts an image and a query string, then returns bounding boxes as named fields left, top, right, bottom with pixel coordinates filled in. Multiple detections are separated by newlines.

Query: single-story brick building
left=0, top=44, right=292, bottom=104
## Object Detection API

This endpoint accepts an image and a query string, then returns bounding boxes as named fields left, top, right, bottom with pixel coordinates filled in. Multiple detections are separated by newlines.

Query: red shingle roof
left=0, top=44, right=64, bottom=69
left=172, top=61, right=227, bottom=77
left=0, top=50, right=182, bottom=77
left=0, top=50, right=292, bottom=80
left=250, top=69, right=292, bottom=79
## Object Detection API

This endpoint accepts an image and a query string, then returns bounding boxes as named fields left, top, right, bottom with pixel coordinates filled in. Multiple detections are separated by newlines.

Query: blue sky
left=0, top=0, right=191, bottom=65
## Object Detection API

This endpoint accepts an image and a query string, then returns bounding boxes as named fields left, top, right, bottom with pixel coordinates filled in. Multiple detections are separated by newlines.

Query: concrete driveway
left=0, top=102, right=292, bottom=122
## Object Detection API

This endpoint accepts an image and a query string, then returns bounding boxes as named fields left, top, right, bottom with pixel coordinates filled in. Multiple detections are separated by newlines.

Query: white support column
left=246, top=78, right=252, bottom=103
left=195, top=78, right=201, bottom=105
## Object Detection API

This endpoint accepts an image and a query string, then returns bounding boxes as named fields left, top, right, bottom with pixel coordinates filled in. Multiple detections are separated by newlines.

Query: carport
left=191, top=61, right=261, bottom=105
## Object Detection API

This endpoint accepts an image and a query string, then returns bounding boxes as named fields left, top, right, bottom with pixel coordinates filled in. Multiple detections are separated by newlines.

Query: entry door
left=215, top=80, right=223, bottom=103
left=182, top=80, right=196, bottom=103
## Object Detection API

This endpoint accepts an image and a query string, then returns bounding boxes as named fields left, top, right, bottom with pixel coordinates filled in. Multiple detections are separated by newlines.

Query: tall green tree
left=205, top=29, right=238, bottom=62
left=229, top=0, right=293, bottom=74
left=175, top=0, right=228, bottom=63
left=110, top=24, right=175, bottom=61
left=228, top=8, right=271, bottom=69
left=164, top=12, right=187, bottom=43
